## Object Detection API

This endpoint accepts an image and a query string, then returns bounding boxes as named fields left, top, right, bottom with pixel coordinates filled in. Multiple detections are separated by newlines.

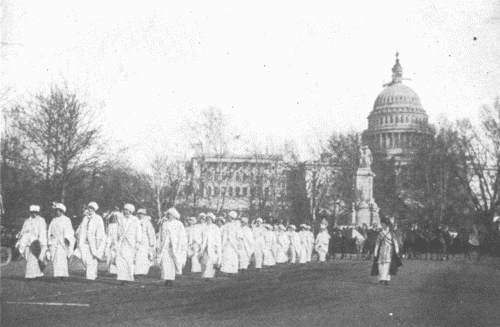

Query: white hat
left=88, top=202, right=99, bottom=211
left=279, top=224, right=286, bottom=231
left=29, top=205, right=40, bottom=213
left=305, top=225, right=311, bottom=230
left=264, top=224, right=273, bottom=230
left=256, top=218, right=263, bottom=223
left=198, top=212, right=207, bottom=219
left=217, top=216, right=226, bottom=223
left=187, top=216, right=197, bottom=223
left=241, top=217, right=249, bottom=224
left=300, top=224, right=307, bottom=228
left=228, top=211, right=238, bottom=219
left=494, top=215, right=500, bottom=223
left=166, top=207, right=180, bottom=219
left=206, top=213, right=216, bottom=221
left=124, top=203, right=135, bottom=213
left=137, top=208, right=147, bottom=215
left=53, top=203, right=66, bottom=213
left=320, top=224, right=327, bottom=230
left=288, top=225, right=296, bottom=230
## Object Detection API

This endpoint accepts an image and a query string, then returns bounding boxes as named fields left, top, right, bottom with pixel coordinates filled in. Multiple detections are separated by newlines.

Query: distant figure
left=315, top=223, right=331, bottom=262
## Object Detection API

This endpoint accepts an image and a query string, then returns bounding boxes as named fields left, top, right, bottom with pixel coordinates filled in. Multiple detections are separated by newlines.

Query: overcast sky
left=1, top=1, right=499, bottom=170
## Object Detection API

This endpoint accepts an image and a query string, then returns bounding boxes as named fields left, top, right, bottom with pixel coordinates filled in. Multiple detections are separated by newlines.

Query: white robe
left=288, top=231, right=301, bottom=263
left=17, top=216, right=47, bottom=278
left=48, top=215, right=75, bottom=277
left=200, top=224, right=222, bottom=278
left=263, top=230, right=276, bottom=266
left=315, top=230, right=330, bottom=262
left=221, top=221, right=243, bottom=274
left=187, top=223, right=204, bottom=273
left=374, top=229, right=399, bottom=281
left=116, top=215, right=142, bottom=281
left=298, top=231, right=308, bottom=264
left=80, top=213, right=105, bottom=280
left=135, top=217, right=156, bottom=275
left=239, top=225, right=255, bottom=270
left=158, top=219, right=186, bottom=281
left=276, top=231, right=290, bottom=263
left=306, top=231, right=315, bottom=262
left=252, top=226, right=265, bottom=269
left=105, top=222, right=118, bottom=274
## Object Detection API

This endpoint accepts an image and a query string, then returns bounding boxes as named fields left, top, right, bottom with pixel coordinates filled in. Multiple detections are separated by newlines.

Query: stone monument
left=353, top=146, right=380, bottom=226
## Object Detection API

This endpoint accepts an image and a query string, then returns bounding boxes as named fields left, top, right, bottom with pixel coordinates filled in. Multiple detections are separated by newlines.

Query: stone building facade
left=189, top=155, right=289, bottom=217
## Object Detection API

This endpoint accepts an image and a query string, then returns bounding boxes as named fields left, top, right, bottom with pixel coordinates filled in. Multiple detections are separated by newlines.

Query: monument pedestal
left=354, top=165, right=380, bottom=227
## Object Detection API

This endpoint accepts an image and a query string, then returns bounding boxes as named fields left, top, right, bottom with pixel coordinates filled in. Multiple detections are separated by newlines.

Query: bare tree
left=189, top=107, right=238, bottom=212
left=10, top=87, right=104, bottom=204
left=150, top=154, right=186, bottom=217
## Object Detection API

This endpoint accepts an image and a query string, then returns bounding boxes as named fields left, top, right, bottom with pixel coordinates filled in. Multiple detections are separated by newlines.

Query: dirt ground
left=2, top=255, right=500, bottom=327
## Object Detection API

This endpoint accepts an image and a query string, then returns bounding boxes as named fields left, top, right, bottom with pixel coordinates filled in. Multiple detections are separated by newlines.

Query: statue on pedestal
left=359, top=146, right=372, bottom=170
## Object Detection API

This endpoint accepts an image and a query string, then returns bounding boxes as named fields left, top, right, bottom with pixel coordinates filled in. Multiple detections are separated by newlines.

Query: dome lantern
left=391, top=51, right=403, bottom=84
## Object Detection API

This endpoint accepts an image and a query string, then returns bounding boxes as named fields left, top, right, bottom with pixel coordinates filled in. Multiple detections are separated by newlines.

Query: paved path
left=2, top=257, right=500, bottom=326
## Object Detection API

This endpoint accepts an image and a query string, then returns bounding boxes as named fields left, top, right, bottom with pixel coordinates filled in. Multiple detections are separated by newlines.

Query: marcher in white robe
left=315, top=225, right=330, bottom=262
left=134, top=209, right=156, bottom=276
left=16, top=205, right=47, bottom=279
left=105, top=212, right=120, bottom=274
left=200, top=213, right=222, bottom=279
left=288, top=225, right=301, bottom=264
left=263, top=224, right=276, bottom=266
left=82, top=202, right=106, bottom=280
left=298, top=225, right=309, bottom=264
left=252, top=218, right=265, bottom=269
left=158, top=208, right=186, bottom=286
left=220, top=211, right=243, bottom=274
left=374, top=221, right=399, bottom=285
left=239, top=218, right=255, bottom=270
left=47, top=203, right=75, bottom=278
left=275, top=224, right=290, bottom=263
left=190, top=214, right=206, bottom=273
left=305, top=226, right=315, bottom=262
left=271, top=225, right=279, bottom=259
left=116, top=204, right=142, bottom=283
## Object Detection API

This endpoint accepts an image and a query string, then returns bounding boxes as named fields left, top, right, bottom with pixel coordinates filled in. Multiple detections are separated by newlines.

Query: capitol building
left=363, top=53, right=433, bottom=166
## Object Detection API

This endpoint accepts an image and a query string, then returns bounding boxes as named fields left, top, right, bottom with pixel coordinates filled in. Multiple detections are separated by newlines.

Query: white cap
left=288, top=225, right=296, bottom=230
left=137, top=208, right=147, bottom=215
left=241, top=217, right=249, bottom=224
left=279, top=224, right=286, bottom=231
left=198, top=212, right=207, bottom=219
left=53, top=203, right=66, bottom=213
left=166, top=207, right=180, bottom=219
left=29, top=205, right=40, bottom=213
left=206, top=213, right=216, bottom=221
left=88, top=202, right=99, bottom=211
left=256, top=218, right=263, bottom=223
left=217, top=216, right=226, bottom=223
left=228, top=211, right=238, bottom=219
left=494, top=216, right=500, bottom=223
left=124, top=203, right=135, bottom=213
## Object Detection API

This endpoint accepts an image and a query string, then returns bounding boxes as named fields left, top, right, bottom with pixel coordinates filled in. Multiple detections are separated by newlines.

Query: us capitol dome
left=362, top=52, right=433, bottom=165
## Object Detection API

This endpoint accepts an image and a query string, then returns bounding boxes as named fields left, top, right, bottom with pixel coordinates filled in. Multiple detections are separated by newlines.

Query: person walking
left=116, top=204, right=142, bottom=284
left=16, top=205, right=47, bottom=281
left=373, top=219, right=400, bottom=285
left=200, top=213, right=222, bottom=280
left=157, top=208, right=186, bottom=287
left=134, top=209, right=156, bottom=276
left=315, top=223, right=330, bottom=262
left=47, top=203, right=75, bottom=280
left=239, top=217, right=255, bottom=271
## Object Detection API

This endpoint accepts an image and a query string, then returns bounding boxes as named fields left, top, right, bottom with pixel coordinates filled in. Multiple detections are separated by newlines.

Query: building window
left=214, top=187, right=220, bottom=196
left=235, top=173, right=241, bottom=182
left=390, top=116, right=393, bottom=123
left=221, top=187, right=226, bottom=195
left=207, top=186, right=212, bottom=196
left=235, top=187, right=240, bottom=197
left=242, top=187, right=248, bottom=196
left=380, top=117, right=383, bottom=125
left=228, top=187, right=233, bottom=197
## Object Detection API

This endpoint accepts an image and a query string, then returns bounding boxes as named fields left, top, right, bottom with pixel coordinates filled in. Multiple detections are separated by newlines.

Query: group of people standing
left=15, top=203, right=333, bottom=286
